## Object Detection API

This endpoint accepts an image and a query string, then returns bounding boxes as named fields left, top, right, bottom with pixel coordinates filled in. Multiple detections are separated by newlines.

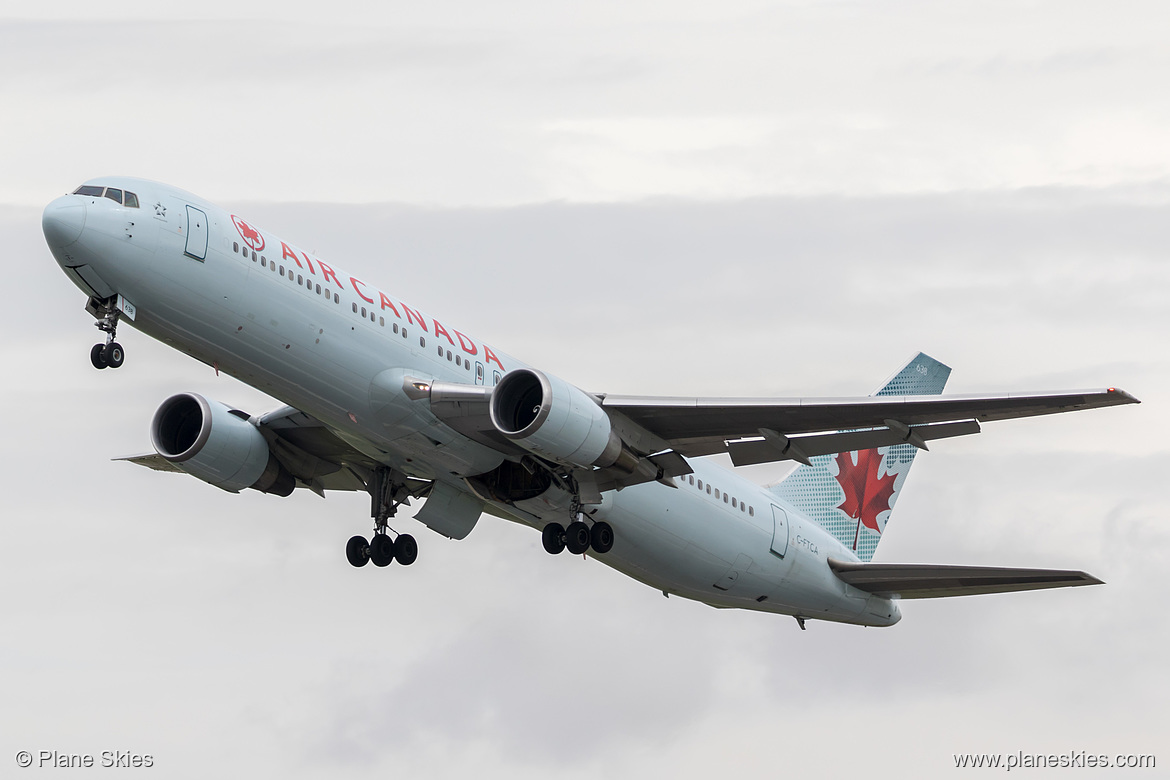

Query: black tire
left=565, top=521, right=591, bottom=555
left=346, top=535, right=370, bottom=567
left=90, top=343, right=108, bottom=369
left=103, top=342, right=125, bottom=368
left=370, top=534, right=395, bottom=567
left=395, top=534, right=418, bottom=566
left=590, top=521, right=614, bottom=554
left=542, top=523, right=566, bottom=555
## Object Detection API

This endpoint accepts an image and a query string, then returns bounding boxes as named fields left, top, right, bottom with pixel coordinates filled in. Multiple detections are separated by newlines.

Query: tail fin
left=768, top=352, right=951, bottom=562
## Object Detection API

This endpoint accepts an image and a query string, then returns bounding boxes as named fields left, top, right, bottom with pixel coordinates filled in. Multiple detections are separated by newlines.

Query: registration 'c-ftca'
left=42, top=177, right=1139, bottom=630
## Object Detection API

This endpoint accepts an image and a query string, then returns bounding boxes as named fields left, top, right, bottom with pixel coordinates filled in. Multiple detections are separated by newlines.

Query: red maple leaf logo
left=834, top=449, right=896, bottom=538
left=231, top=214, right=266, bottom=252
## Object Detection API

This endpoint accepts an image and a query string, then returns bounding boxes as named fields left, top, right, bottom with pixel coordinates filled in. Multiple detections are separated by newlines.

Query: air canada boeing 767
left=42, top=177, right=1138, bottom=629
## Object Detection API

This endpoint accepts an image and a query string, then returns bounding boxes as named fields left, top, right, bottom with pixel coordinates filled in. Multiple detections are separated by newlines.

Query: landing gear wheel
left=395, top=534, right=418, bottom=566
left=346, top=535, right=370, bottom=567
left=565, top=521, right=591, bottom=555
left=102, top=342, right=125, bottom=368
left=590, top=521, right=614, bottom=554
left=370, top=534, right=396, bottom=567
left=542, top=523, right=566, bottom=555
left=90, top=344, right=109, bottom=370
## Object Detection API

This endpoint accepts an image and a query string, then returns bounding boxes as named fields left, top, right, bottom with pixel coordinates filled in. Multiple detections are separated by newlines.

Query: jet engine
left=489, top=368, right=624, bottom=469
left=150, top=393, right=295, bottom=496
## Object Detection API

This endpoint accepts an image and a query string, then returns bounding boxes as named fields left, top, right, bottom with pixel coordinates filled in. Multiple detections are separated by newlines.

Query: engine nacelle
left=150, top=393, right=295, bottom=496
left=489, top=368, right=622, bottom=469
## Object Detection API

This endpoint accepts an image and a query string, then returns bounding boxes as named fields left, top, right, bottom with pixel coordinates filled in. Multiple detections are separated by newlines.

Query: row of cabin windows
left=73, top=185, right=139, bottom=208
left=235, top=241, right=342, bottom=304
left=685, top=474, right=754, bottom=516
left=436, top=344, right=473, bottom=371
left=231, top=242, right=495, bottom=367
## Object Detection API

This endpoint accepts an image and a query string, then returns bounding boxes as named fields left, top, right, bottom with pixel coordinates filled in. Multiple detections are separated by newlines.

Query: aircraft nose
left=42, top=195, right=86, bottom=248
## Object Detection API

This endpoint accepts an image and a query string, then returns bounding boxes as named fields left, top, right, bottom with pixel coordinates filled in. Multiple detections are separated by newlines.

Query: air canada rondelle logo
left=231, top=215, right=266, bottom=252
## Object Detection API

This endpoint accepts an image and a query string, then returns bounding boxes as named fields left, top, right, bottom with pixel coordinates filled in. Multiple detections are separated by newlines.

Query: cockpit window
left=72, top=185, right=138, bottom=207
left=104, top=188, right=123, bottom=204
left=124, top=191, right=139, bottom=208
left=74, top=185, right=104, bottom=197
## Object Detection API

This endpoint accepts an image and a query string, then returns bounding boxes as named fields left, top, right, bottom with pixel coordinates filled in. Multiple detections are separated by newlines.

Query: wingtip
left=1107, top=387, right=1140, bottom=404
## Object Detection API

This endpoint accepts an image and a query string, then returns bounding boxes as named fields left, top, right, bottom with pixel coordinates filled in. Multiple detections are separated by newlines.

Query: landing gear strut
left=345, top=466, right=419, bottom=569
left=541, top=492, right=614, bottom=556
left=89, top=297, right=125, bottom=370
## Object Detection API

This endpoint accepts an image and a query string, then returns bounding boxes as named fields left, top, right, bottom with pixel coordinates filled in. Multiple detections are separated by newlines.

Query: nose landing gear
left=88, top=297, right=125, bottom=370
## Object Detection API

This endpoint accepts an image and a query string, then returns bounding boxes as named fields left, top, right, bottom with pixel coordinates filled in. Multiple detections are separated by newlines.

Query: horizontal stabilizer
left=728, top=419, right=980, bottom=466
left=827, top=557, right=1103, bottom=599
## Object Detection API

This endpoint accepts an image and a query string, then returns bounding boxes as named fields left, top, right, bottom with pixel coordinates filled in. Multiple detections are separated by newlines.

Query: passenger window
left=124, top=191, right=139, bottom=208
left=361, top=307, right=367, bottom=317
left=73, top=185, right=104, bottom=197
left=370, top=311, right=375, bottom=322
left=298, top=274, right=303, bottom=284
left=724, top=494, right=729, bottom=504
left=740, top=503, right=746, bottom=513
left=252, top=251, right=257, bottom=261
left=379, top=316, right=384, bottom=326
left=493, top=371, right=501, bottom=385
left=420, top=337, right=426, bottom=347
left=437, top=346, right=443, bottom=356
left=233, top=242, right=239, bottom=253
left=732, top=498, right=737, bottom=508
left=476, top=363, right=484, bottom=382
left=352, top=303, right=358, bottom=313
left=749, top=507, right=754, bottom=517
left=688, top=476, right=694, bottom=485
left=261, top=256, right=266, bottom=265
left=697, top=480, right=703, bottom=490
left=714, top=489, right=720, bottom=499
left=316, top=284, right=321, bottom=294
left=104, top=188, right=123, bottom=204
left=447, top=350, right=452, bottom=361
left=393, top=324, right=399, bottom=334
left=334, top=293, right=339, bottom=303
left=465, top=361, right=471, bottom=371
left=706, top=485, right=712, bottom=495
left=456, top=355, right=462, bottom=367
left=279, top=265, right=285, bottom=275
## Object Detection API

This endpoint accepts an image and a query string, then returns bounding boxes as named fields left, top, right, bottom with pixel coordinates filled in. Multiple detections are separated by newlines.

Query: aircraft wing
left=601, top=387, right=1138, bottom=461
left=827, top=558, right=1103, bottom=599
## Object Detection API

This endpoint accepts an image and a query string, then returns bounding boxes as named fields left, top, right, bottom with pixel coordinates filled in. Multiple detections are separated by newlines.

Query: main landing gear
left=541, top=495, right=614, bottom=556
left=346, top=466, right=418, bottom=569
left=89, top=298, right=125, bottom=370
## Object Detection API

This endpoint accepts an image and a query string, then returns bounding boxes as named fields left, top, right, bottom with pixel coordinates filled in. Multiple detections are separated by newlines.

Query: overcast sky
left=1, top=2, right=1167, bottom=778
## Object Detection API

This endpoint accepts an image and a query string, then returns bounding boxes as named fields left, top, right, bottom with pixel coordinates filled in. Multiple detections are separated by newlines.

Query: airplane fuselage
left=43, top=176, right=898, bottom=627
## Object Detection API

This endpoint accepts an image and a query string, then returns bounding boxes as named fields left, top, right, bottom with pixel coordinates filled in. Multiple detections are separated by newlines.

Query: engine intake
left=489, top=369, right=623, bottom=469
left=150, top=393, right=294, bottom=496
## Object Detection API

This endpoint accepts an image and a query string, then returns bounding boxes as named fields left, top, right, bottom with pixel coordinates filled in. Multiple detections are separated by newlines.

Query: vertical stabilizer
left=768, top=352, right=951, bottom=562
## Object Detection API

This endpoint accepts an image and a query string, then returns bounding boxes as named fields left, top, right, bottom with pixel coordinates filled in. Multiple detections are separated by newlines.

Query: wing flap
left=827, top=557, right=1103, bottom=599
left=727, top=419, right=981, bottom=466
